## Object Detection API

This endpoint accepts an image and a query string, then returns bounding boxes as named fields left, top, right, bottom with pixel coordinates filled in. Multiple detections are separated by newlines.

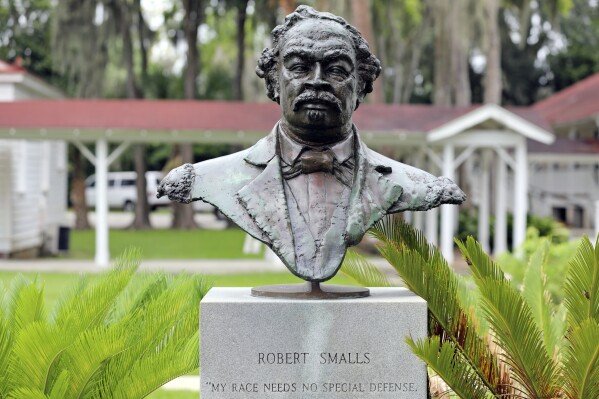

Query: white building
left=0, top=60, right=67, bottom=258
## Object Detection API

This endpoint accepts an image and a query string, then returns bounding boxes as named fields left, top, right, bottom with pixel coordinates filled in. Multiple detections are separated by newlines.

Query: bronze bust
left=158, top=6, right=465, bottom=294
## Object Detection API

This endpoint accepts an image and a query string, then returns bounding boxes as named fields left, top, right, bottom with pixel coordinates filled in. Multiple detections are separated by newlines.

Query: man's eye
left=328, top=66, right=349, bottom=76
left=290, top=64, right=309, bottom=72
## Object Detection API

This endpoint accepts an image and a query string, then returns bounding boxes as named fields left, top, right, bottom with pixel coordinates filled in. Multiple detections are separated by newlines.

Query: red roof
left=0, top=60, right=26, bottom=74
left=0, top=100, right=548, bottom=133
left=534, top=72, right=599, bottom=126
left=529, top=138, right=599, bottom=155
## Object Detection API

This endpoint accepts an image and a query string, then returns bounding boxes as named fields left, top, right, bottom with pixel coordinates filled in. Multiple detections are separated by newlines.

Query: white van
left=85, top=171, right=169, bottom=211
left=85, top=171, right=218, bottom=213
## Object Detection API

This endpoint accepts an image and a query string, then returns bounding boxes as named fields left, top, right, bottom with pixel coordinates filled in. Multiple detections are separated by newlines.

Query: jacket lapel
left=345, top=136, right=404, bottom=246
left=236, top=124, right=296, bottom=269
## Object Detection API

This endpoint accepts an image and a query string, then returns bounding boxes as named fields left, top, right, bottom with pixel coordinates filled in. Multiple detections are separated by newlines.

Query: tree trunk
left=483, top=0, right=501, bottom=104
left=70, top=148, right=91, bottom=230
left=183, top=0, right=201, bottom=100
left=350, top=0, right=384, bottom=103
left=433, top=0, right=471, bottom=106
left=131, top=144, right=152, bottom=229
left=234, top=0, right=248, bottom=101
left=118, top=1, right=151, bottom=229
left=136, top=0, right=149, bottom=85
left=172, top=0, right=203, bottom=229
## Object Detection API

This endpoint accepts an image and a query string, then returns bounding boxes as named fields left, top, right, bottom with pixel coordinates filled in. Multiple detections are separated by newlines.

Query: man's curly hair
left=255, top=5, right=381, bottom=108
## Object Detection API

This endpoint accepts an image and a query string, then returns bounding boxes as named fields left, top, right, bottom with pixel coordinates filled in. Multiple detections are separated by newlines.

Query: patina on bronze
left=157, top=6, right=466, bottom=299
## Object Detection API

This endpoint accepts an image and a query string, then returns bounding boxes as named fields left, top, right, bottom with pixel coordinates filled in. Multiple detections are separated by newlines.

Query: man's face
left=278, top=19, right=358, bottom=144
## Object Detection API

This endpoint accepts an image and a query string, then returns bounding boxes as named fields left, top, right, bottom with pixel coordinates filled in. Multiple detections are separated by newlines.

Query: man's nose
left=305, top=63, right=331, bottom=90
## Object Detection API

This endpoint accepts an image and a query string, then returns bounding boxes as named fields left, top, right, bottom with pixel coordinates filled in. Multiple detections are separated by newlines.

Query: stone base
left=200, top=287, right=428, bottom=398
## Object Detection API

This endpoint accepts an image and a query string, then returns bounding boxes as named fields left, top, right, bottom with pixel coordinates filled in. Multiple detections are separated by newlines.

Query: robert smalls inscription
left=158, top=6, right=465, bottom=285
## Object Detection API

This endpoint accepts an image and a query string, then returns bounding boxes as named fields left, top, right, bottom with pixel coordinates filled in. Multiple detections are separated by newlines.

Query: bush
left=457, top=211, right=569, bottom=252
left=0, top=249, right=210, bottom=399
left=342, top=217, right=599, bottom=398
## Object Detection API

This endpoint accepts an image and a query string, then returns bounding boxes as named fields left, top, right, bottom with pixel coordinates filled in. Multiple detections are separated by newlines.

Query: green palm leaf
left=51, top=250, right=138, bottom=331
left=58, top=325, right=129, bottom=398
left=0, top=312, right=11, bottom=397
left=6, top=387, right=48, bottom=399
left=340, top=250, right=393, bottom=287
left=563, top=235, right=599, bottom=326
left=4, top=277, right=46, bottom=337
left=5, top=322, right=67, bottom=393
left=521, top=239, right=565, bottom=359
left=561, top=319, right=599, bottom=399
left=406, top=336, right=494, bottom=399
left=47, top=371, right=69, bottom=399
left=477, top=277, right=560, bottom=397
left=460, top=237, right=560, bottom=397
left=370, top=217, right=508, bottom=397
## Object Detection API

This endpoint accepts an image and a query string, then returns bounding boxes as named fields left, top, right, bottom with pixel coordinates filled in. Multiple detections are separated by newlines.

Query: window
left=108, top=179, right=116, bottom=187
left=122, top=179, right=136, bottom=187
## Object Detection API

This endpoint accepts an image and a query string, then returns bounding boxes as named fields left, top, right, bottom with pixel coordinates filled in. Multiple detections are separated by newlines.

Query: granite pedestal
left=200, top=287, right=428, bottom=398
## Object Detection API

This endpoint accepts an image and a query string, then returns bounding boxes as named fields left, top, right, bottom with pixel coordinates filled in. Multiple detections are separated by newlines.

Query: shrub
left=342, top=217, right=598, bottom=399
left=0, top=249, right=210, bottom=399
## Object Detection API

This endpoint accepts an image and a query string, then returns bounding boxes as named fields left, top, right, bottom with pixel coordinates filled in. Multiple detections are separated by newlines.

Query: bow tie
left=282, top=149, right=354, bottom=186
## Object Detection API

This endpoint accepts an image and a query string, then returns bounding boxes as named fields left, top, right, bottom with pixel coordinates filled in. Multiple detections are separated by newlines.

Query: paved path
left=163, top=376, right=200, bottom=391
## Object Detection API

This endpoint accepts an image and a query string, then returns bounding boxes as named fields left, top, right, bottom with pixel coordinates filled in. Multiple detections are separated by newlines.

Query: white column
left=512, top=141, right=528, bottom=252
left=411, top=149, right=424, bottom=233
left=477, top=150, right=491, bottom=253
left=424, top=150, right=438, bottom=245
left=95, top=139, right=110, bottom=266
left=440, top=144, right=455, bottom=263
left=494, top=152, right=508, bottom=254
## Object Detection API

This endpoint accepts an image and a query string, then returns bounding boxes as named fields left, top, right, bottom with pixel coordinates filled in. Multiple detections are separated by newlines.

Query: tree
left=233, top=0, right=249, bottom=101
left=372, top=0, right=426, bottom=103
left=52, top=0, right=112, bottom=230
left=547, top=0, right=599, bottom=92
left=109, top=0, right=152, bottom=229
left=432, top=0, right=471, bottom=106
left=171, top=0, right=203, bottom=230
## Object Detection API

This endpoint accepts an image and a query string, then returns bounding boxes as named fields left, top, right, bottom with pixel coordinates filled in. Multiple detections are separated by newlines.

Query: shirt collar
left=278, top=126, right=354, bottom=166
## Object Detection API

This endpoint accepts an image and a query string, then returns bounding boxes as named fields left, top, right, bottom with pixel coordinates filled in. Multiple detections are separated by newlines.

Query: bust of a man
left=158, top=6, right=465, bottom=283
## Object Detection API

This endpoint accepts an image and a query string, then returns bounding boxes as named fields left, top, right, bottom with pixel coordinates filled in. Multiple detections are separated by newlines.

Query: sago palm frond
left=6, top=387, right=48, bottom=399
left=51, top=250, right=138, bottom=331
left=0, top=312, right=11, bottom=396
left=340, top=250, right=393, bottom=287
left=89, top=274, right=208, bottom=398
left=92, top=330, right=200, bottom=399
left=407, top=336, right=494, bottom=399
left=47, top=371, right=69, bottom=399
left=560, top=318, right=599, bottom=399
left=58, top=325, right=130, bottom=398
left=563, top=235, right=599, bottom=326
left=4, top=276, right=46, bottom=338
left=107, top=272, right=169, bottom=324
left=369, top=217, right=509, bottom=398
left=459, top=237, right=561, bottom=397
left=5, top=321, right=68, bottom=394
left=476, top=277, right=561, bottom=397
left=521, top=239, right=565, bottom=359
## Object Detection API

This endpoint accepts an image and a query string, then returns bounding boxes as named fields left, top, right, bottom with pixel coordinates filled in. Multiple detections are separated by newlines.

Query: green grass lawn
left=66, top=228, right=264, bottom=260
left=0, top=270, right=356, bottom=311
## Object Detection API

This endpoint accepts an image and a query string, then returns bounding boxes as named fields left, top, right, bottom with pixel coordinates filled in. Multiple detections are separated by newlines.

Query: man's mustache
left=292, top=91, right=342, bottom=112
